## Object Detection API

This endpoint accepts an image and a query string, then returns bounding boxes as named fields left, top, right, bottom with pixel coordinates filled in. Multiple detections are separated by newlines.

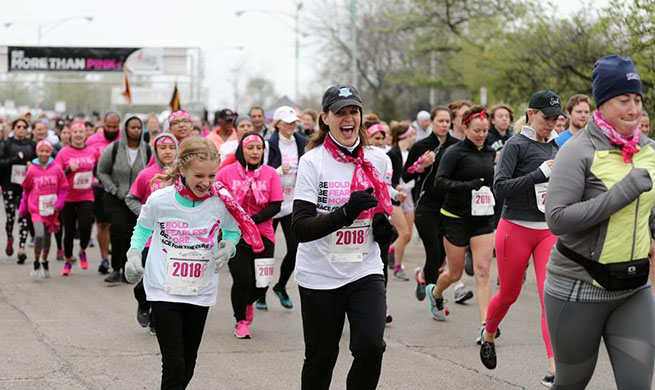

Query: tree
left=244, top=77, right=279, bottom=110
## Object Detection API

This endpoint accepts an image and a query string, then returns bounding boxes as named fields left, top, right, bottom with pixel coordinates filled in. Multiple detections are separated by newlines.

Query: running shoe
left=272, top=285, right=293, bottom=309
left=42, top=262, right=50, bottom=278
left=426, top=284, right=447, bottom=321
left=61, top=263, right=72, bottom=276
left=88, top=238, right=95, bottom=248
left=149, top=326, right=156, bottom=336
left=31, top=261, right=41, bottom=279
left=136, top=306, right=150, bottom=328
left=98, top=259, right=110, bottom=275
left=464, top=248, right=474, bottom=276
left=414, top=267, right=426, bottom=301
left=104, top=270, right=121, bottom=284
left=234, top=321, right=252, bottom=339
left=480, top=340, right=497, bottom=369
left=255, top=296, right=268, bottom=311
left=388, top=246, right=395, bottom=270
left=385, top=314, right=393, bottom=324
left=56, top=249, right=64, bottom=261
left=79, top=252, right=88, bottom=270
left=5, top=238, right=13, bottom=257
left=476, top=322, right=501, bottom=345
left=245, top=304, right=255, bottom=325
left=393, top=267, right=410, bottom=281
left=541, top=373, right=555, bottom=388
left=454, top=284, right=474, bottom=304
left=17, top=250, right=27, bottom=264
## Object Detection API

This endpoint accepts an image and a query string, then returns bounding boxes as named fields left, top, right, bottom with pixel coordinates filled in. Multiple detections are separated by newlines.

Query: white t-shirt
left=219, top=140, right=238, bottom=163
left=293, top=144, right=389, bottom=289
left=137, top=186, right=239, bottom=306
left=127, top=147, right=139, bottom=167
left=274, top=137, right=299, bottom=218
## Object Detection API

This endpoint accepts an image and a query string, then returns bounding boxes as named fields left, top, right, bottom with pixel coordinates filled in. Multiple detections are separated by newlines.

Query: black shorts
left=442, top=214, right=494, bottom=247
left=93, top=186, right=109, bottom=223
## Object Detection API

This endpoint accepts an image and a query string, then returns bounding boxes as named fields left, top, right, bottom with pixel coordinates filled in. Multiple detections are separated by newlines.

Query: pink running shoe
left=79, top=252, right=88, bottom=270
left=245, top=304, right=254, bottom=325
left=234, top=321, right=252, bottom=339
left=61, top=263, right=72, bottom=276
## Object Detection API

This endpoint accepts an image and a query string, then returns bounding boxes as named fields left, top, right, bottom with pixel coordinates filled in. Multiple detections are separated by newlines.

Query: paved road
left=0, top=226, right=621, bottom=389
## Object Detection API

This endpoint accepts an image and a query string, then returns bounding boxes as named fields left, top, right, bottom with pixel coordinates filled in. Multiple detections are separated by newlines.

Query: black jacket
left=436, top=137, right=496, bottom=219
left=387, top=146, right=403, bottom=206
left=0, top=137, right=37, bottom=189
left=485, top=126, right=512, bottom=153
left=402, top=132, right=459, bottom=209
left=266, top=131, right=307, bottom=169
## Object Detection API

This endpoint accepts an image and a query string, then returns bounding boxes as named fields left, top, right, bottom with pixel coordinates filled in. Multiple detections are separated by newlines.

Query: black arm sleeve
left=250, top=201, right=282, bottom=224
left=291, top=199, right=351, bottom=243
left=402, top=143, right=423, bottom=183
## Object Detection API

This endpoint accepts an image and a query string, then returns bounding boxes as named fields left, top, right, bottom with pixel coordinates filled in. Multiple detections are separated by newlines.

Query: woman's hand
left=70, top=161, right=79, bottom=172
left=419, top=151, right=436, bottom=168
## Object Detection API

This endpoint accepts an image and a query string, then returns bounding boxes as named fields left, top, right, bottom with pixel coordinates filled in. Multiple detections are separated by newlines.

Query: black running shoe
left=17, top=251, right=27, bottom=264
left=464, top=248, right=474, bottom=276
left=136, top=307, right=149, bottom=328
left=104, top=270, right=121, bottom=284
left=272, top=285, right=293, bottom=309
left=98, top=259, right=110, bottom=275
left=414, top=267, right=426, bottom=301
left=480, top=341, right=497, bottom=369
left=541, top=373, right=554, bottom=388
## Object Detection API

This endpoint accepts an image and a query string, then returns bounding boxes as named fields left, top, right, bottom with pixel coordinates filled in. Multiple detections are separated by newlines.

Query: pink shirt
left=20, top=160, right=68, bottom=222
left=86, top=131, right=119, bottom=156
left=217, top=162, right=284, bottom=243
left=54, top=145, right=99, bottom=202
left=129, top=164, right=164, bottom=204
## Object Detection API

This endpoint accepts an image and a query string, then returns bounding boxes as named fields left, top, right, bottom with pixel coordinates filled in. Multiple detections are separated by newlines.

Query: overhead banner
left=7, top=46, right=164, bottom=73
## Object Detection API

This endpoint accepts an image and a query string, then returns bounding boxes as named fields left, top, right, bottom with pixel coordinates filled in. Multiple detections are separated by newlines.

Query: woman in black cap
left=543, top=55, right=655, bottom=389
left=292, top=84, right=392, bottom=390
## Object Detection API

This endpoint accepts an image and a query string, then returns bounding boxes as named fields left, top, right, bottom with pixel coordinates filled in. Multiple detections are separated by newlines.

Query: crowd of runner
left=1, top=54, right=654, bottom=390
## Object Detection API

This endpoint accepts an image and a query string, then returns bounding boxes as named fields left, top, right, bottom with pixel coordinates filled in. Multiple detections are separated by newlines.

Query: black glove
left=467, top=178, right=485, bottom=190
left=344, top=188, right=378, bottom=220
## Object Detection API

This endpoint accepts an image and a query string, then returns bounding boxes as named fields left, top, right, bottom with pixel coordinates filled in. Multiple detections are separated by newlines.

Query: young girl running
left=217, top=131, right=283, bottom=338
left=124, top=137, right=262, bottom=389
left=18, top=140, right=68, bottom=278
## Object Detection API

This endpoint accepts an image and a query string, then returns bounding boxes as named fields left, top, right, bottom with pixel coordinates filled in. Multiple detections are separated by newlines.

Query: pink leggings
left=486, top=218, right=556, bottom=358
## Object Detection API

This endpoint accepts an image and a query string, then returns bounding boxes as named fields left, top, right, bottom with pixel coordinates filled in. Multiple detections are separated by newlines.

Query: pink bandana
left=323, top=134, right=393, bottom=219
left=398, top=126, right=415, bottom=140
left=242, top=134, right=263, bottom=148
left=70, top=121, right=85, bottom=132
left=173, top=177, right=264, bottom=252
left=593, top=110, right=640, bottom=163
left=168, top=110, right=191, bottom=124
left=233, top=164, right=268, bottom=206
left=155, top=136, right=175, bottom=147
left=367, top=123, right=386, bottom=138
left=36, top=140, right=53, bottom=152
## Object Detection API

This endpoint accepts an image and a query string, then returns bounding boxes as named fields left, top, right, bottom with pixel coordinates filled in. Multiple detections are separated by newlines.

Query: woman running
left=125, top=133, right=179, bottom=335
left=0, top=117, right=37, bottom=263
left=217, top=131, right=283, bottom=338
left=54, top=121, right=99, bottom=276
left=544, top=55, right=655, bottom=389
left=479, top=91, right=561, bottom=387
left=124, top=137, right=261, bottom=390
left=18, top=140, right=68, bottom=279
left=426, top=106, right=496, bottom=339
left=292, top=85, right=391, bottom=389
left=219, top=115, right=253, bottom=169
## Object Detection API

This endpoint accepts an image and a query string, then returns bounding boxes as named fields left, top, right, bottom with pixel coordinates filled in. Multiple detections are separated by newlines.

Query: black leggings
left=55, top=213, right=64, bottom=251
left=104, top=193, right=137, bottom=272
left=228, top=237, right=274, bottom=322
left=299, top=274, right=386, bottom=390
left=273, top=214, right=298, bottom=289
left=414, top=204, right=446, bottom=285
left=134, top=247, right=150, bottom=311
left=63, top=201, right=94, bottom=258
left=3, top=188, right=29, bottom=249
left=151, top=301, right=209, bottom=390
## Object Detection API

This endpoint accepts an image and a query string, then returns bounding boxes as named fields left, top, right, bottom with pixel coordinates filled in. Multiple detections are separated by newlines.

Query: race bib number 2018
left=471, top=186, right=495, bottom=216
left=328, top=218, right=372, bottom=263
left=164, top=249, right=211, bottom=296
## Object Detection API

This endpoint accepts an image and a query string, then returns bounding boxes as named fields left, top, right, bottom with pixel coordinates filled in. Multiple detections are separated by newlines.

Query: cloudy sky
left=1, top=0, right=609, bottom=111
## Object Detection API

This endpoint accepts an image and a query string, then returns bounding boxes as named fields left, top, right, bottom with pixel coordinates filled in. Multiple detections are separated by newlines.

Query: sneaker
left=42, top=262, right=50, bottom=278
left=388, top=246, right=395, bottom=270
left=17, top=250, right=27, bottom=264
left=245, top=304, right=255, bottom=325
left=393, top=267, right=410, bottom=281
left=272, top=285, right=293, bottom=309
left=426, top=284, right=447, bottom=321
left=414, top=267, right=426, bottom=301
left=255, top=296, right=268, bottom=311
left=98, top=259, right=110, bottom=274
left=56, top=249, right=64, bottom=261
left=149, top=326, right=156, bottom=336
left=476, top=322, right=501, bottom=345
left=385, top=314, right=393, bottom=324
left=480, top=340, right=497, bottom=369
left=104, top=270, right=121, bottom=284
left=234, top=320, right=252, bottom=339
left=541, top=373, right=555, bottom=388
left=464, top=248, right=474, bottom=276
left=88, top=238, right=95, bottom=248
left=454, top=284, right=474, bottom=304
left=61, top=263, right=72, bottom=276
left=31, top=269, right=41, bottom=279
left=136, top=306, right=150, bottom=328
left=79, top=252, right=88, bottom=270
left=5, top=238, right=13, bottom=257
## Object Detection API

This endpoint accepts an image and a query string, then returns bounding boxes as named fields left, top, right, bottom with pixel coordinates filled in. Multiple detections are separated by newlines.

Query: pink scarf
left=593, top=110, right=640, bottom=163
left=232, top=164, right=268, bottom=206
left=323, top=134, right=393, bottom=219
left=174, top=177, right=264, bottom=252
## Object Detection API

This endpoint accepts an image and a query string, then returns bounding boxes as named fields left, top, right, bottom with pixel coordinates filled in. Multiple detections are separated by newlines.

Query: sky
left=0, top=0, right=610, bottom=112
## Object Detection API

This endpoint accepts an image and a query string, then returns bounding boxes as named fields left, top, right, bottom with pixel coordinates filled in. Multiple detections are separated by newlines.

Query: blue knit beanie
left=592, top=55, right=642, bottom=107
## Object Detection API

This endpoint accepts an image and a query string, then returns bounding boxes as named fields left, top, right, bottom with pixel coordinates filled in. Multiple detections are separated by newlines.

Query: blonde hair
left=153, top=137, right=219, bottom=187
left=513, top=109, right=539, bottom=134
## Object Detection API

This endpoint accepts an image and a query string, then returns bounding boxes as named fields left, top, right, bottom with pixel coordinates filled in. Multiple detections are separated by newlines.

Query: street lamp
left=235, top=3, right=303, bottom=103
left=4, top=16, right=94, bottom=46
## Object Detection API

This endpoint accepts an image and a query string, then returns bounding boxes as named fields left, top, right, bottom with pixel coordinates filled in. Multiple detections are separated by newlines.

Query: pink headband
left=70, top=121, right=85, bottom=132
left=168, top=110, right=191, bottom=124
left=367, top=123, right=386, bottom=138
left=36, top=140, right=53, bottom=152
left=155, top=136, right=175, bottom=147
left=398, top=126, right=415, bottom=140
left=242, top=134, right=263, bottom=148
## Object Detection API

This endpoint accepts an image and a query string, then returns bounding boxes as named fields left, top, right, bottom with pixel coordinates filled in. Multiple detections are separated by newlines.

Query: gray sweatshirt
left=97, top=133, right=151, bottom=200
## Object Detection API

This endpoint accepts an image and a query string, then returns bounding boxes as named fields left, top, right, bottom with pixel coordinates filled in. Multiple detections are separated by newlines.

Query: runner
left=218, top=115, right=252, bottom=169
left=207, top=109, right=238, bottom=151
left=125, top=133, right=179, bottom=335
left=53, top=125, right=71, bottom=260
left=249, top=107, right=269, bottom=139
left=123, top=137, right=260, bottom=390
left=479, top=91, right=561, bottom=387
left=97, top=116, right=151, bottom=283
left=292, top=85, right=390, bottom=389
left=0, top=117, right=36, bottom=263
left=257, top=106, right=306, bottom=310
left=18, top=140, right=67, bottom=279
left=426, top=106, right=496, bottom=336
left=166, top=110, right=193, bottom=144
left=54, top=122, right=99, bottom=276
left=544, top=55, right=655, bottom=389
left=217, top=131, right=283, bottom=337
left=448, top=100, right=473, bottom=140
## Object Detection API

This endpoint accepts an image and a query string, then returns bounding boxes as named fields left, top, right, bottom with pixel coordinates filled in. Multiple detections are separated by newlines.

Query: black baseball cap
left=528, top=90, right=565, bottom=118
left=218, top=109, right=235, bottom=121
left=322, top=84, right=363, bottom=113
left=55, top=119, right=65, bottom=129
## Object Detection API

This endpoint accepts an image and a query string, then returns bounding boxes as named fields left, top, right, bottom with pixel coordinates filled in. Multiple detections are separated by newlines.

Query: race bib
left=328, top=218, right=372, bottom=263
left=10, top=165, right=26, bottom=185
left=534, top=182, right=548, bottom=213
left=471, top=186, right=495, bottom=216
left=73, top=171, right=93, bottom=189
left=254, top=258, right=275, bottom=288
left=164, top=248, right=212, bottom=296
left=38, top=194, right=57, bottom=216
